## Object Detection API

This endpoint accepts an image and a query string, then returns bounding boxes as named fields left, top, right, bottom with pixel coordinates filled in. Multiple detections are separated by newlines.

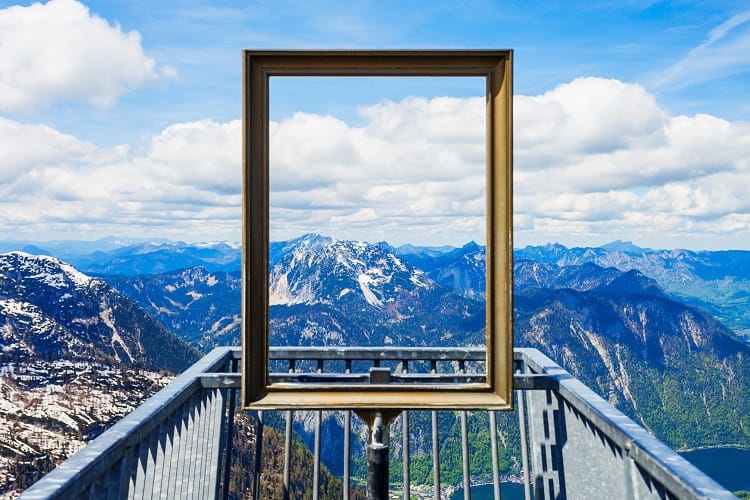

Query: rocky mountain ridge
left=0, top=252, right=200, bottom=497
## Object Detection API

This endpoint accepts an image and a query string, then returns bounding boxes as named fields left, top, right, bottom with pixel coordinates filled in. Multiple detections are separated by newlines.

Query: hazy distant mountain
left=69, top=241, right=242, bottom=276
left=0, top=236, right=161, bottom=257
left=516, top=242, right=750, bottom=338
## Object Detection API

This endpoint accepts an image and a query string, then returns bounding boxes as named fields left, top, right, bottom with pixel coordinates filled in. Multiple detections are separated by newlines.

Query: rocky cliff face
left=105, top=266, right=241, bottom=352
left=0, top=252, right=200, bottom=496
left=514, top=260, right=750, bottom=449
left=0, top=252, right=199, bottom=372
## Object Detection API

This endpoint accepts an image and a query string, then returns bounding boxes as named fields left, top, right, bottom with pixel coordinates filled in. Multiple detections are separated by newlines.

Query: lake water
left=451, top=447, right=750, bottom=498
left=451, top=482, right=525, bottom=499
left=679, top=447, right=750, bottom=492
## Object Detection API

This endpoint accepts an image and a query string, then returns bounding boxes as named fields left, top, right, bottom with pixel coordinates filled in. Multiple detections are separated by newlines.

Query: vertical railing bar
left=212, top=388, right=226, bottom=498
left=207, top=388, right=223, bottom=499
left=252, top=410, right=264, bottom=500
left=198, top=389, right=213, bottom=500
left=184, top=393, right=201, bottom=499
left=313, top=410, right=322, bottom=500
left=283, top=354, right=296, bottom=500
left=140, top=426, right=158, bottom=498
left=312, top=358, right=323, bottom=500
left=131, top=431, right=149, bottom=499
left=432, top=411, right=441, bottom=500
left=344, top=358, right=353, bottom=500
left=431, top=357, right=441, bottom=500
left=402, top=410, right=410, bottom=500
left=460, top=355, right=471, bottom=500
left=162, top=409, right=180, bottom=500
left=344, top=410, right=351, bottom=500
left=214, top=389, right=228, bottom=500
left=283, top=409, right=293, bottom=500
left=192, top=390, right=210, bottom=499
left=152, top=415, right=171, bottom=498
left=204, top=389, right=219, bottom=499
left=222, top=358, right=240, bottom=500
left=117, top=445, right=132, bottom=500
left=172, top=399, right=191, bottom=500
left=490, top=410, right=501, bottom=500
left=402, top=359, right=410, bottom=500
left=517, top=369, right=531, bottom=500
left=461, top=410, right=471, bottom=500
left=220, top=359, right=238, bottom=500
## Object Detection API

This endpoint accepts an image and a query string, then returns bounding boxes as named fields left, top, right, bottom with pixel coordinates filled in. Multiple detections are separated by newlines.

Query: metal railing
left=20, top=346, right=735, bottom=499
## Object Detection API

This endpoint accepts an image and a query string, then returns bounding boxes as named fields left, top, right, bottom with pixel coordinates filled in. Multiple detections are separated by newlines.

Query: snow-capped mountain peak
left=269, top=234, right=431, bottom=307
left=1, top=251, right=94, bottom=289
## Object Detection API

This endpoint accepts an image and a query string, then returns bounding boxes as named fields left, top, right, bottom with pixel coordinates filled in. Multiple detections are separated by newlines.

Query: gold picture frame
left=242, top=50, right=513, bottom=409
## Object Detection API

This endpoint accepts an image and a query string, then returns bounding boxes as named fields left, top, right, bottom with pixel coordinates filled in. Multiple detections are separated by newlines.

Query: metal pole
left=460, top=410, right=471, bottom=500
left=314, top=410, right=322, bottom=500
left=431, top=359, right=441, bottom=500
left=344, top=410, right=352, bottom=500
left=402, top=360, right=410, bottom=500
left=490, top=410, right=501, bottom=500
left=367, top=412, right=389, bottom=500
left=220, top=359, right=238, bottom=500
left=517, top=381, right=531, bottom=500
left=252, top=410, right=264, bottom=500
left=344, top=359, right=352, bottom=499
left=459, top=361, right=471, bottom=500
left=283, top=410, right=293, bottom=500
left=283, top=358, right=295, bottom=500
left=432, top=410, right=440, bottom=500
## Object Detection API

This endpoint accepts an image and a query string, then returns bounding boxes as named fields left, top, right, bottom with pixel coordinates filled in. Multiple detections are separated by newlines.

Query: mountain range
left=0, top=252, right=200, bottom=495
left=1, top=235, right=749, bottom=495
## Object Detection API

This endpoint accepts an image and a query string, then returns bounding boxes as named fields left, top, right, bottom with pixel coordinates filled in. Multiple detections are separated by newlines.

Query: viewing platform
left=20, top=346, right=734, bottom=499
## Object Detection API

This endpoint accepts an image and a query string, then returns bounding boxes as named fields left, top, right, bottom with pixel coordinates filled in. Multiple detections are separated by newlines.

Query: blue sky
left=1, top=0, right=749, bottom=249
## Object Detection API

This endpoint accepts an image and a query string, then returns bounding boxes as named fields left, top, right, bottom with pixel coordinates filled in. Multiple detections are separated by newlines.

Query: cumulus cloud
left=0, top=118, right=241, bottom=241
left=0, top=0, right=172, bottom=112
left=1, top=76, right=750, bottom=249
left=269, top=96, right=486, bottom=245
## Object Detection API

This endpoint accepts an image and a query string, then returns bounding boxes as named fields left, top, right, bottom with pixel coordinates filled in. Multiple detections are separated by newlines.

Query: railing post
left=489, top=410, right=501, bottom=499
left=252, top=410, right=264, bottom=500
left=402, top=360, right=410, bottom=500
left=367, top=412, right=389, bottom=500
left=432, top=410, right=441, bottom=500
left=313, top=410, right=322, bottom=500
left=283, top=410, right=293, bottom=500
left=517, top=367, right=531, bottom=500
left=431, top=360, right=441, bottom=500
left=344, top=359, right=353, bottom=500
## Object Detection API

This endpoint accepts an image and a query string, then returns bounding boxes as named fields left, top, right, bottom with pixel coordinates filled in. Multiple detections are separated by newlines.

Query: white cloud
left=0, top=117, right=98, bottom=180
left=1, top=77, right=750, bottom=249
left=268, top=96, right=486, bottom=245
left=513, top=78, right=750, bottom=249
left=0, top=118, right=241, bottom=241
left=0, top=0, right=171, bottom=112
